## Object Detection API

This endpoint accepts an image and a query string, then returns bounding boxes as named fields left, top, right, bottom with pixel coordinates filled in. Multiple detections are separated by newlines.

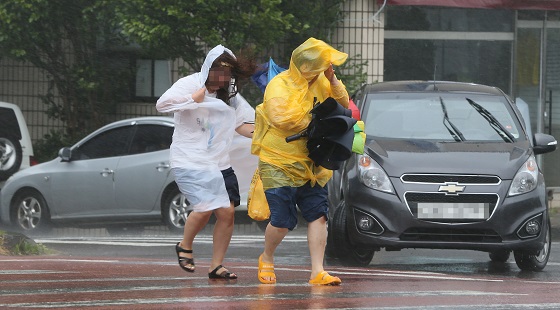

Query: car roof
left=72, top=116, right=174, bottom=148
left=101, top=116, right=174, bottom=130
left=0, top=101, right=20, bottom=108
left=361, top=80, right=505, bottom=96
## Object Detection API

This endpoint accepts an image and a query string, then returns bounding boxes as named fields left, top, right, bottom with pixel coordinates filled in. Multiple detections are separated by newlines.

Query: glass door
left=543, top=25, right=560, bottom=187
left=515, top=11, right=560, bottom=187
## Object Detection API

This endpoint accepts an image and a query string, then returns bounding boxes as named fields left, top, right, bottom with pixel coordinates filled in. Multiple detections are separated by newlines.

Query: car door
left=113, top=123, right=174, bottom=214
left=50, top=125, right=133, bottom=217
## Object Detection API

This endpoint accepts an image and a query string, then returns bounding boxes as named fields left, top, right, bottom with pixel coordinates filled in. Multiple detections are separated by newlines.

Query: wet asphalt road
left=2, top=225, right=560, bottom=309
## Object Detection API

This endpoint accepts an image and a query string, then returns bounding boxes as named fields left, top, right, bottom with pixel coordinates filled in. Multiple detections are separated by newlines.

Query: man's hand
left=324, top=64, right=339, bottom=85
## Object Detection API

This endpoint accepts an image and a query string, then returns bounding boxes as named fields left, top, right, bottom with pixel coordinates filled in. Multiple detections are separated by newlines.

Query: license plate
left=417, top=202, right=489, bottom=219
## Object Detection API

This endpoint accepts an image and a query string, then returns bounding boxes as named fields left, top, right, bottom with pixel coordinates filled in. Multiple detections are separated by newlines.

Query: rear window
left=0, top=107, right=22, bottom=139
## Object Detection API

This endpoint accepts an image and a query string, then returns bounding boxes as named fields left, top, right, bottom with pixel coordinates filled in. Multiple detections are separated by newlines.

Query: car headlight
left=508, top=155, right=538, bottom=196
left=357, top=154, right=394, bottom=194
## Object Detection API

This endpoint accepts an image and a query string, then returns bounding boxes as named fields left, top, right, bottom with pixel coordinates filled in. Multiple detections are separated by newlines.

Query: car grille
left=401, top=173, right=501, bottom=223
left=405, top=192, right=499, bottom=222
left=401, top=174, right=500, bottom=184
left=400, top=227, right=502, bottom=243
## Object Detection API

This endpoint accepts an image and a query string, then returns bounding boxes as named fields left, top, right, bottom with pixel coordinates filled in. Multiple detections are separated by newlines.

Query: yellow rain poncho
left=252, top=38, right=350, bottom=190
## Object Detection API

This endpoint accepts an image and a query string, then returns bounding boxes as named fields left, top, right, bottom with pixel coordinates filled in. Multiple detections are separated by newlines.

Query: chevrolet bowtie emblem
left=438, top=183, right=465, bottom=194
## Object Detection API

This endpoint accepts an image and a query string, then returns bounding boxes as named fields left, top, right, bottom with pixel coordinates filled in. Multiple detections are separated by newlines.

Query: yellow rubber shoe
left=308, top=271, right=341, bottom=286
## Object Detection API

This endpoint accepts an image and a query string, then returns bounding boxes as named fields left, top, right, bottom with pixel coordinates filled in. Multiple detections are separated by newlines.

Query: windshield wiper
left=466, top=98, right=515, bottom=143
left=439, top=97, right=464, bottom=142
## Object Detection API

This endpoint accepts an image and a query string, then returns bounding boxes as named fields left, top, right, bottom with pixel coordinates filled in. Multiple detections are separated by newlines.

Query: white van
left=0, top=101, right=34, bottom=181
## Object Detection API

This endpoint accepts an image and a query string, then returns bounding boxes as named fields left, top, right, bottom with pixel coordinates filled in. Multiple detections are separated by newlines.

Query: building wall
left=0, top=58, right=64, bottom=142
left=333, top=0, right=384, bottom=84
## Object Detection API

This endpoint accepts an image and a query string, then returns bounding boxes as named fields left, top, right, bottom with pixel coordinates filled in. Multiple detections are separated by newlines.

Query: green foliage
left=0, top=0, right=367, bottom=134
left=0, top=0, right=134, bottom=140
left=0, top=230, right=50, bottom=256
left=336, top=56, right=368, bottom=96
left=110, top=0, right=295, bottom=70
left=278, top=0, right=345, bottom=52
left=11, top=240, right=48, bottom=255
left=33, top=129, right=80, bottom=163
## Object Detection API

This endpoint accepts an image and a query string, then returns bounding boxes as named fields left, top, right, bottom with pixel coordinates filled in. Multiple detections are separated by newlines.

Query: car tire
left=513, top=218, right=551, bottom=271
left=488, top=250, right=510, bottom=263
left=10, top=189, right=51, bottom=233
left=162, top=187, right=191, bottom=234
left=0, top=134, right=23, bottom=181
left=327, top=200, right=375, bottom=266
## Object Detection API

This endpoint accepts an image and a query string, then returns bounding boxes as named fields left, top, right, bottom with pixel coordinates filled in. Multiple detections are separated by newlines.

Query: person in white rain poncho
left=156, top=45, right=256, bottom=280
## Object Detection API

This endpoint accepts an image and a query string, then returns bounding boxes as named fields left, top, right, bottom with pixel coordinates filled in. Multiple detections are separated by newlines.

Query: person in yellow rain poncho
left=252, top=38, right=349, bottom=286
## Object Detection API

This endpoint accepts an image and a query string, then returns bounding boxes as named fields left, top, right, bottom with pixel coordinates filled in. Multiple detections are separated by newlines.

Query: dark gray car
left=326, top=81, right=557, bottom=271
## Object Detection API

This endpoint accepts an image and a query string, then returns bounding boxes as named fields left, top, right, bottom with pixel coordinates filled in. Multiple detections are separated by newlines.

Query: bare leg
left=307, top=216, right=327, bottom=279
left=178, top=210, right=212, bottom=266
left=259, top=222, right=289, bottom=282
left=209, top=203, right=236, bottom=274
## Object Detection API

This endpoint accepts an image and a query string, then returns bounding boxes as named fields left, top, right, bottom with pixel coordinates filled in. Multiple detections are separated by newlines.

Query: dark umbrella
left=286, top=97, right=357, bottom=170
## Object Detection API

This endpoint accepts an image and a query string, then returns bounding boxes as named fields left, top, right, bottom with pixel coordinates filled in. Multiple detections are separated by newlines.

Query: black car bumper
left=344, top=177, right=549, bottom=253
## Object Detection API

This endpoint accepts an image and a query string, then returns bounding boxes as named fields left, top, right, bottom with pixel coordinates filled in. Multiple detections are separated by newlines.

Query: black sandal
left=175, top=242, right=195, bottom=273
left=208, top=265, right=237, bottom=279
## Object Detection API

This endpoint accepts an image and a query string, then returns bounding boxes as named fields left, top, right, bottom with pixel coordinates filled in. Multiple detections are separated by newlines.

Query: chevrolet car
left=326, top=81, right=557, bottom=271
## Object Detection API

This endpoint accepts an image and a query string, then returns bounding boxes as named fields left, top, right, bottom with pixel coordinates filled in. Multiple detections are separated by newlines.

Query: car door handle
left=156, top=163, right=170, bottom=172
left=100, top=169, right=114, bottom=177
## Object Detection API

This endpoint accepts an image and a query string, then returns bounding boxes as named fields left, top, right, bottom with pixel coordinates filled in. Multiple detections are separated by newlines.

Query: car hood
left=2, top=157, right=60, bottom=187
left=365, top=138, right=532, bottom=180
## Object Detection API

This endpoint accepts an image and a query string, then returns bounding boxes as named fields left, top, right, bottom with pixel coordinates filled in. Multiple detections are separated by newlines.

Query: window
left=386, top=6, right=513, bottom=32
left=364, top=93, right=523, bottom=142
left=129, top=124, right=174, bottom=155
left=384, top=6, right=514, bottom=93
left=384, top=39, right=512, bottom=92
left=135, top=60, right=172, bottom=98
left=74, top=126, right=133, bottom=160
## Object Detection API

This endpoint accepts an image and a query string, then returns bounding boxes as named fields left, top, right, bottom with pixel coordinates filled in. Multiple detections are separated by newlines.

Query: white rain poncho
left=156, top=45, right=256, bottom=211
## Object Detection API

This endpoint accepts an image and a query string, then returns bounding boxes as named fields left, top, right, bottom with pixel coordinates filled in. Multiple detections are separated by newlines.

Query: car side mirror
left=58, top=147, right=72, bottom=162
left=533, top=133, right=557, bottom=155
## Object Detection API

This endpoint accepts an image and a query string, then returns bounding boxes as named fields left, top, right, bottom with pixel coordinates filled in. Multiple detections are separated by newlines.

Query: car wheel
left=489, top=250, right=510, bottom=263
left=327, top=200, right=375, bottom=266
left=513, top=218, right=551, bottom=271
left=162, top=187, right=191, bottom=233
left=11, top=189, right=51, bottom=233
left=0, top=134, right=23, bottom=181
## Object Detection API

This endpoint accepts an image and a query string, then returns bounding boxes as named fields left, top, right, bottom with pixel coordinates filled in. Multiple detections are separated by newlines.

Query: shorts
left=173, top=167, right=240, bottom=212
left=222, top=167, right=241, bottom=207
left=264, top=182, right=328, bottom=230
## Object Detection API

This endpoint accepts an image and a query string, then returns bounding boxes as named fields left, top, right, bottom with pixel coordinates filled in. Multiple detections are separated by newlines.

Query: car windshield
left=362, top=92, right=524, bottom=142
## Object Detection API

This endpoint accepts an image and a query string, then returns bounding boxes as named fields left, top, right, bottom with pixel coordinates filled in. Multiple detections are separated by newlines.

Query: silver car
left=0, top=116, right=257, bottom=234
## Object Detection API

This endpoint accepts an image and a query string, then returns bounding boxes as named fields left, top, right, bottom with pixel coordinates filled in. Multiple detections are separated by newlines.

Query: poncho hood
left=199, top=45, right=236, bottom=86
left=264, top=38, right=348, bottom=126
left=290, top=37, right=348, bottom=82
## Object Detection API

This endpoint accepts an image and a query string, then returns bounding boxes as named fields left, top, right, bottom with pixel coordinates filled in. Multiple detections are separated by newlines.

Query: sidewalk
left=549, top=189, right=560, bottom=240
